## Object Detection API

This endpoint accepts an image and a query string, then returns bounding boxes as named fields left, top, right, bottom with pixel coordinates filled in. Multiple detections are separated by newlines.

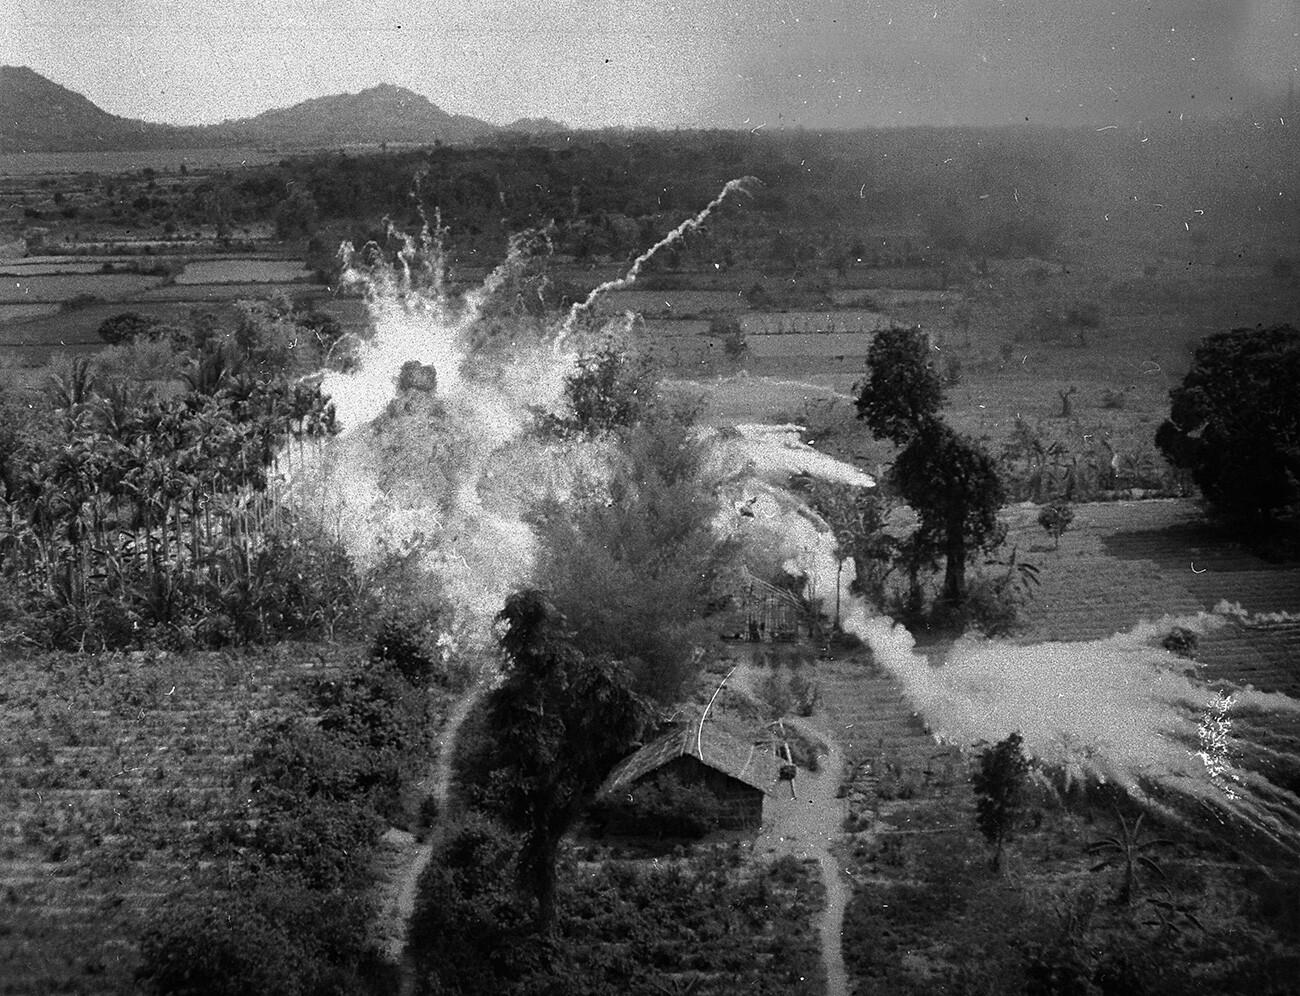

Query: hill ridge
left=1, top=66, right=501, bottom=153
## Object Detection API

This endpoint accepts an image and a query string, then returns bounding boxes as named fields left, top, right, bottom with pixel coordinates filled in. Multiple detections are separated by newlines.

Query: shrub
left=1037, top=500, right=1075, bottom=549
left=138, top=884, right=392, bottom=996
left=711, top=314, right=749, bottom=361
left=367, top=615, right=441, bottom=687
left=972, top=731, right=1030, bottom=872
left=1100, top=387, right=1126, bottom=410
left=1161, top=626, right=1199, bottom=659
left=96, top=311, right=163, bottom=345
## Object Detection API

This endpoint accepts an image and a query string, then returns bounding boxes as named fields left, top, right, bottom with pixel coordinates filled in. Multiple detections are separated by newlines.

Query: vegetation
left=853, top=325, right=943, bottom=445
left=972, top=731, right=1030, bottom=872
left=487, top=590, right=648, bottom=934
left=1037, top=499, right=1074, bottom=549
left=589, top=771, right=724, bottom=839
left=854, top=325, right=1008, bottom=610
left=1085, top=812, right=1174, bottom=906
left=411, top=827, right=825, bottom=995
left=5, top=120, right=1300, bottom=996
left=532, top=356, right=735, bottom=701
left=1156, top=325, right=1300, bottom=521
left=893, top=421, right=1007, bottom=605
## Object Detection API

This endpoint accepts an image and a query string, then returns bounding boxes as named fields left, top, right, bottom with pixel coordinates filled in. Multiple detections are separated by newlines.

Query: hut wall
left=657, top=755, right=765, bottom=829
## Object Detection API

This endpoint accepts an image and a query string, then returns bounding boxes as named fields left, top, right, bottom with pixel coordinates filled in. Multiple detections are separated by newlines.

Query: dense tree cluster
left=0, top=304, right=351, bottom=649
left=1156, top=324, right=1300, bottom=521
left=854, top=326, right=1007, bottom=608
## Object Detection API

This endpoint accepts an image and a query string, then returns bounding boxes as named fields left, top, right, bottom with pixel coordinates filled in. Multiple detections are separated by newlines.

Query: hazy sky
left=6, top=0, right=1299, bottom=128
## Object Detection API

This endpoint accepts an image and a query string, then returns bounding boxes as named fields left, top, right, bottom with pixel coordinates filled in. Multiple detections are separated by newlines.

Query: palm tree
left=1086, top=812, right=1173, bottom=905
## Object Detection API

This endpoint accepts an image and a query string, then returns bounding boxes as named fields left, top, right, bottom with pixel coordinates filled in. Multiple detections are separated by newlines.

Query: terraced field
left=0, top=646, right=347, bottom=994
left=1001, top=499, right=1300, bottom=695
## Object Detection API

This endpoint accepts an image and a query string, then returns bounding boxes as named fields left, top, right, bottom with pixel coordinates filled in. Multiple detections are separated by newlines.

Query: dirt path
left=734, top=657, right=851, bottom=996
left=756, top=727, right=850, bottom=996
left=374, top=683, right=486, bottom=996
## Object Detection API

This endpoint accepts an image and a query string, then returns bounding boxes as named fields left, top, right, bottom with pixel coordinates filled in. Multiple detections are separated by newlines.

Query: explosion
left=284, top=181, right=756, bottom=648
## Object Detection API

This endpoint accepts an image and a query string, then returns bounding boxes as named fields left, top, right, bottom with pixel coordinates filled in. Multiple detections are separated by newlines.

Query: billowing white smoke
left=286, top=233, right=592, bottom=648
left=719, top=420, right=1300, bottom=854
left=286, top=182, right=757, bottom=649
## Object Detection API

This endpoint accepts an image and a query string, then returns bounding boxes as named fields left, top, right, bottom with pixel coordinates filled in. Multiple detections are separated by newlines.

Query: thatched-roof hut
left=599, top=722, right=778, bottom=830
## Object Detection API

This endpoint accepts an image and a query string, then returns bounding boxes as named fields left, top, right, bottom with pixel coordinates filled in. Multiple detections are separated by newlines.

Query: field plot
left=740, top=310, right=891, bottom=335
left=174, top=258, right=311, bottom=284
left=139, top=280, right=332, bottom=302
left=0, top=303, right=193, bottom=360
left=0, top=261, right=119, bottom=276
left=0, top=273, right=167, bottom=303
left=747, top=333, right=873, bottom=359
left=0, top=303, right=60, bottom=324
left=0, top=646, right=344, bottom=994
left=1002, top=499, right=1300, bottom=641
left=599, top=288, right=746, bottom=316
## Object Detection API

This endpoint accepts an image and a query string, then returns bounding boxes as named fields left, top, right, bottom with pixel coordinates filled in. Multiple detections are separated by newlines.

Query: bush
left=138, top=884, right=392, bottom=996
left=367, top=615, right=441, bottom=687
left=96, top=311, right=163, bottom=345
left=711, top=314, right=748, bottom=361
left=1161, top=626, right=1199, bottom=659
left=1100, top=387, right=1126, bottom=410
left=1037, top=500, right=1074, bottom=549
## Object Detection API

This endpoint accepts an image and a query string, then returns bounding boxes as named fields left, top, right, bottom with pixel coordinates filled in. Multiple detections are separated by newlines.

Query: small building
left=598, top=722, right=778, bottom=830
left=720, top=571, right=809, bottom=642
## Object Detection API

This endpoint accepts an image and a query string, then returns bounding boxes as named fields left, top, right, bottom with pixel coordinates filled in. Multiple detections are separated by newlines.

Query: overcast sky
left=6, top=0, right=1299, bottom=128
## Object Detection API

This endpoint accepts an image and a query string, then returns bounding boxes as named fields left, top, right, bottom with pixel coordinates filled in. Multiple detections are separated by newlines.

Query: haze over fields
left=4, top=0, right=1299, bottom=134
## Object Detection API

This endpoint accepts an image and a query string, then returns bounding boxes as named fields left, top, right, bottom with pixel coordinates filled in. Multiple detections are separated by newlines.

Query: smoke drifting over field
left=714, top=426, right=1300, bottom=852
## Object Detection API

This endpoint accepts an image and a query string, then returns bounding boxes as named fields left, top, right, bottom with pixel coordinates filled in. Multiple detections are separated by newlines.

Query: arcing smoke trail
left=557, top=176, right=759, bottom=343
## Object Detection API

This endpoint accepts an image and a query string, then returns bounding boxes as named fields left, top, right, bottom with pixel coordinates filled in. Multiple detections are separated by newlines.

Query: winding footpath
left=755, top=717, right=851, bottom=996
left=374, top=683, right=486, bottom=996
left=729, top=660, right=852, bottom=996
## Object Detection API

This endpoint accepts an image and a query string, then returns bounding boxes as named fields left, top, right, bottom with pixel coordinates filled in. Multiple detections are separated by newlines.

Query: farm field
left=0, top=148, right=280, bottom=176
left=173, top=258, right=312, bottom=284
left=0, top=641, right=462, bottom=995
left=0, top=646, right=332, bottom=992
left=0, top=272, right=167, bottom=302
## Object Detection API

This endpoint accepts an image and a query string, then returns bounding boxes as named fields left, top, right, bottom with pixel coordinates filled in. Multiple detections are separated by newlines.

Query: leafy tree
left=854, top=326, right=944, bottom=445
left=893, top=422, right=1006, bottom=604
left=972, top=731, right=1030, bottom=872
left=1037, top=499, right=1074, bottom=549
left=530, top=405, right=735, bottom=701
left=806, top=479, right=893, bottom=615
left=489, top=589, right=648, bottom=934
left=1155, top=325, right=1300, bottom=520
left=548, top=334, right=658, bottom=437
left=96, top=311, right=162, bottom=345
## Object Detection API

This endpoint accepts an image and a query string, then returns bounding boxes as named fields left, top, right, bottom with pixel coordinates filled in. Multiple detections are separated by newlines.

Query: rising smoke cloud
left=288, top=181, right=758, bottom=651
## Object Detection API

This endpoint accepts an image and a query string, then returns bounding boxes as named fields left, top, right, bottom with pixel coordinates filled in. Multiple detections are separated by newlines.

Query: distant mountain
left=0, top=65, right=196, bottom=152
left=503, top=116, right=570, bottom=136
left=1, top=67, right=503, bottom=153
left=221, top=83, right=499, bottom=146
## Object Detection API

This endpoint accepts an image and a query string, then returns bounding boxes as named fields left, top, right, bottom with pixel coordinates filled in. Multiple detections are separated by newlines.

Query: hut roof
left=601, top=721, right=778, bottom=796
